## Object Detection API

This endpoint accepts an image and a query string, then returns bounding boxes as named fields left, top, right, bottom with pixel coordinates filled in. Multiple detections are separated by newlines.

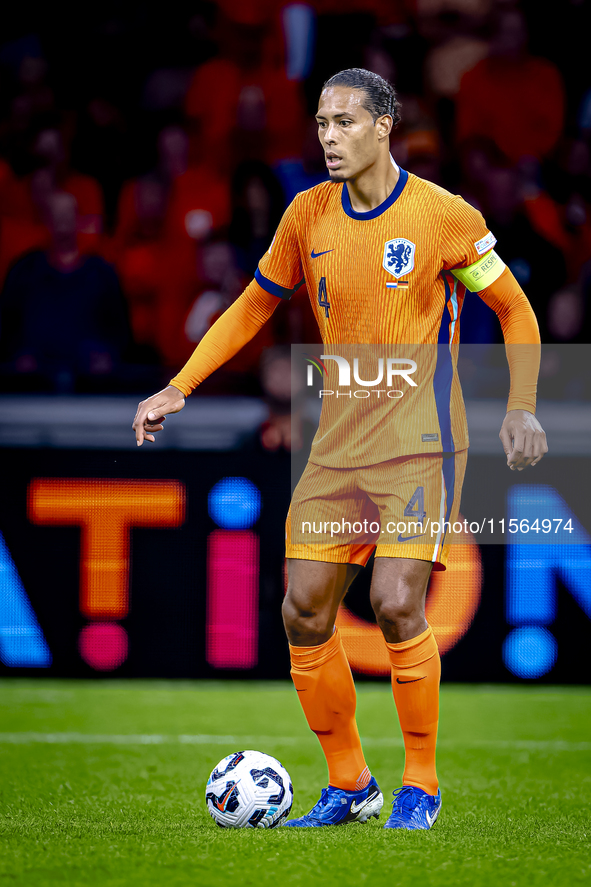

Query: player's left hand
left=499, top=409, right=548, bottom=471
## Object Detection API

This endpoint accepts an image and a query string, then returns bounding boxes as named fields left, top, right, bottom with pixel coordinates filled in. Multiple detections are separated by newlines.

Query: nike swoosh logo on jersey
left=311, top=249, right=334, bottom=258
left=396, top=676, right=426, bottom=684
left=397, top=532, right=426, bottom=542
left=350, top=790, right=379, bottom=816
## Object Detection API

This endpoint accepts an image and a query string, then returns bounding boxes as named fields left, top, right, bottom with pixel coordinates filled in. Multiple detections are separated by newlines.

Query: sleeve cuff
left=254, top=267, right=303, bottom=300
left=168, top=378, right=192, bottom=397
left=507, top=399, right=536, bottom=414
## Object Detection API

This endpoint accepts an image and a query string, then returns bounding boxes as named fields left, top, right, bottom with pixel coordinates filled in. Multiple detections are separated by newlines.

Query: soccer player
left=133, top=69, right=547, bottom=830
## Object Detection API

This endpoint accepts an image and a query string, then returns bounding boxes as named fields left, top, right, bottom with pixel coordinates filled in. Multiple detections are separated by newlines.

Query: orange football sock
left=385, top=625, right=440, bottom=796
left=289, top=628, right=370, bottom=792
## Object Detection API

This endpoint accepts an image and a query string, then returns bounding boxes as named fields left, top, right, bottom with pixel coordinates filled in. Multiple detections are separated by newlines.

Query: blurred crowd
left=0, top=0, right=590, bottom=409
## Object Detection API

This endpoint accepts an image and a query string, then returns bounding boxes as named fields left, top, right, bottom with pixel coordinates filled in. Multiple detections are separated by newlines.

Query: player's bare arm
left=132, top=384, right=185, bottom=446
left=499, top=409, right=548, bottom=471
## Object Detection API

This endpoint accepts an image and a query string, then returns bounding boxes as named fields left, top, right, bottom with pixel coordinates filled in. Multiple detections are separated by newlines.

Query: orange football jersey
left=256, top=168, right=496, bottom=466
left=256, top=169, right=495, bottom=344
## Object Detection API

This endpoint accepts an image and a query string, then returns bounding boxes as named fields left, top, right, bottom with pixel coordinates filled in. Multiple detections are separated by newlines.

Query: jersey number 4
left=404, top=486, right=426, bottom=524
left=318, top=277, right=330, bottom=319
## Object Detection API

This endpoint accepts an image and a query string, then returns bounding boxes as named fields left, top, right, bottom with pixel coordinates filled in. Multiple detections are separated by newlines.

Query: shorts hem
left=285, top=543, right=449, bottom=570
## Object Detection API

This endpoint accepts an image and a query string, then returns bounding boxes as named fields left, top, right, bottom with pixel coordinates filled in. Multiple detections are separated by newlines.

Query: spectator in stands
left=546, top=287, right=586, bottom=343
left=479, top=164, right=566, bottom=342
left=524, top=138, right=591, bottom=285
left=0, top=166, right=51, bottom=289
left=453, top=136, right=507, bottom=211
left=178, top=237, right=273, bottom=393
left=0, top=127, right=104, bottom=253
left=0, top=51, right=55, bottom=146
left=424, top=10, right=490, bottom=105
left=390, top=92, right=442, bottom=184
left=114, top=177, right=170, bottom=360
left=456, top=7, right=564, bottom=164
left=0, top=192, right=130, bottom=392
left=184, top=6, right=306, bottom=170
left=163, top=154, right=231, bottom=246
left=113, top=124, right=190, bottom=255
left=114, top=125, right=221, bottom=367
left=259, top=344, right=297, bottom=452
left=71, top=97, right=129, bottom=228
left=229, top=160, right=285, bottom=277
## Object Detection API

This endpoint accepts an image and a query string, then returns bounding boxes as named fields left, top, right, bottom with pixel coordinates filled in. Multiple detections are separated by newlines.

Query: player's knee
left=281, top=591, right=333, bottom=644
left=371, top=593, right=421, bottom=631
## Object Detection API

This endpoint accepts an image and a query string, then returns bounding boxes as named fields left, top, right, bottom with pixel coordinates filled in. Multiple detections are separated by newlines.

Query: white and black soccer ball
left=205, top=750, right=293, bottom=829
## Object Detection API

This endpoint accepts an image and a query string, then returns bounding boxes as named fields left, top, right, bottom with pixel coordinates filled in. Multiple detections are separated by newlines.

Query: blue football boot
left=283, top=776, right=383, bottom=827
left=383, top=786, right=442, bottom=830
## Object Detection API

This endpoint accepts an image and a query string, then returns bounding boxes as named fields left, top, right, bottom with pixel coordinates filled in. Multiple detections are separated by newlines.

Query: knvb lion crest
left=383, top=238, right=416, bottom=278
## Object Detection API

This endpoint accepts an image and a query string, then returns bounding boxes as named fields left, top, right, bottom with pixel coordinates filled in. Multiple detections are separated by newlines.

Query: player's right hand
left=132, top=385, right=186, bottom=446
left=499, top=409, right=548, bottom=471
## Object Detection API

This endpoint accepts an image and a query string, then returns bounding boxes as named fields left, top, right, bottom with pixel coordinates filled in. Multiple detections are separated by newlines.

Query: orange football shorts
left=286, top=449, right=468, bottom=571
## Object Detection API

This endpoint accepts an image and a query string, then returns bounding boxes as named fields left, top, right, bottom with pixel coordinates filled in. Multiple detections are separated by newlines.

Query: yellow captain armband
left=451, top=250, right=506, bottom=292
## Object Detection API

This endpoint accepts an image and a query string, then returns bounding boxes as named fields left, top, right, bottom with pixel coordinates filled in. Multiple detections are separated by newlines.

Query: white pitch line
left=0, top=733, right=589, bottom=751
left=0, top=733, right=303, bottom=746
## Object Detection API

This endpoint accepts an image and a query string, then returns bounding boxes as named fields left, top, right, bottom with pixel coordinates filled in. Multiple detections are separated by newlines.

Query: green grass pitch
left=0, top=680, right=589, bottom=887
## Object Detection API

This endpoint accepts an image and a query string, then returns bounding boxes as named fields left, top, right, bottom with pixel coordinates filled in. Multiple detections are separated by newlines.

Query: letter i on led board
left=206, top=477, right=261, bottom=669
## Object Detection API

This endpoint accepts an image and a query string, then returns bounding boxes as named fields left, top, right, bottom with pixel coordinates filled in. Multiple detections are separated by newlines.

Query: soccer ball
left=205, top=750, right=293, bottom=829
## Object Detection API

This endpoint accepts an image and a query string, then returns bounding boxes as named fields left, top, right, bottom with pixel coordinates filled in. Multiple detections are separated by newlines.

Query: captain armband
left=451, top=250, right=506, bottom=292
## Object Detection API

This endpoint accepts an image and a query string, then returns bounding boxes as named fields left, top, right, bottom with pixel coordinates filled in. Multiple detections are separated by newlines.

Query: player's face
left=316, top=87, right=384, bottom=182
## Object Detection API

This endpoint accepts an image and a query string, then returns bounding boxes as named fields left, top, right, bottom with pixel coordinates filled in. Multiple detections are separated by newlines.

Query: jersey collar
left=341, top=167, right=409, bottom=220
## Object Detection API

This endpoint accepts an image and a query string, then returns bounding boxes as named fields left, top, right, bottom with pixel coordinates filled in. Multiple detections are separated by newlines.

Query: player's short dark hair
left=322, top=68, right=401, bottom=127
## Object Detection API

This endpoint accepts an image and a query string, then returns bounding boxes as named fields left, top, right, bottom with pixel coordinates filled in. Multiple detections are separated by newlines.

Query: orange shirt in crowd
left=112, top=164, right=232, bottom=364
left=0, top=169, right=104, bottom=260
left=185, top=58, right=306, bottom=167
left=456, top=55, right=564, bottom=163
left=165, top=166, right=231, bottom=243
left=117, top=239, right=198, bottom=366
